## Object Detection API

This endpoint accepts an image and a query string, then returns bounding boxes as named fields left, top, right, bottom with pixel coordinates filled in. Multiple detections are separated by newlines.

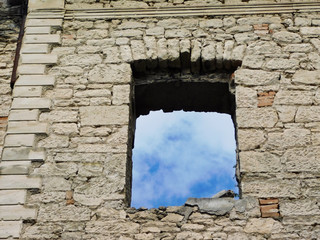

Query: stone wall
left=0, top=0, right=320, bottom=239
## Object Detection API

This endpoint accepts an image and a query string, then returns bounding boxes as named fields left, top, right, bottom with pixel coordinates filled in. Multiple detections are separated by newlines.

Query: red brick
left=261, top=212, right=281, bottom=218
left=258, top=91, right=276, bottom=107
left=260, top=204, right=278, bottom=213
left=259, top=198, right=279, bottom=205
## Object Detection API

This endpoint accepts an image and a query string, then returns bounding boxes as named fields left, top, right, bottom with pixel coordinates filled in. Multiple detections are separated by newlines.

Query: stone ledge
left=2, top=147, right=45, bottom=161
left=0, top=161, right=31, bottom=175
left=28, top=0, right=64, bottom=11
left=63, top=2, right=320, bottom=20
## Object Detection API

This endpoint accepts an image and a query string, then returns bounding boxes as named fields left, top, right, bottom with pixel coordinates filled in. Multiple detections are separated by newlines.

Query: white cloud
left=132, top=110, right=237, bottom=208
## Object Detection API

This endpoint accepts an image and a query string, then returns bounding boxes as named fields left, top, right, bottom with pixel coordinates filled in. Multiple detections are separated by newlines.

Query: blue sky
left=132, top=110, right=237, bottom=208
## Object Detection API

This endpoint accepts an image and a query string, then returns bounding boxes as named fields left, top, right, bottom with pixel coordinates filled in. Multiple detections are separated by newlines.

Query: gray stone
left=9, top=110, right=39, bottom=121
left=80, top=106, right=129, bottom=126
left=240, top=151, right=281, bottom=173
left=0, top=221, right=22, bottom=238
left=112, top=85, right=130, bottom=105
left=25, top=26, right=51, bottom=34
left=21, top=44, right=49, bottom=54
left=39, top=110, right=78, bottom=122
left=0, top=205, right=37, bottom=220
left=18, top=65, right=46, bottom=75
left=0, top=175, right=41, bottom=189
left=296, top=106, right=320, bottom=122
left=2, top=147, right=45, bottom=161
left=4, top=134, right=36, bottom=147
left=13, top=86, right=43, bottom=97
left=25, top=19, right=63, bottom=27
left=185, top=198, right=235, bottom=215
left=11, top=98, right=51, bottom=110
left=24, top=34, right=61, bottom=44
left=0, top=190, right=26, bottom=205
left=7, top=121, right=48, bottom=134
left=0, top=161, right=31, bottom=175
left=21, top=54, right=58, bottom=64
left=15, top=75, right=55, bottom=86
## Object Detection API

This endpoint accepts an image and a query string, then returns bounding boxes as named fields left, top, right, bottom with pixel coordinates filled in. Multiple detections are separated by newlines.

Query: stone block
left=0, top=205, right=37, bottom=220
left=13, top=86, right=42, bottom=97
left=112, top=85, right=130, bottom=105
left=38, top=205, right=91, bottom=222
left=25, top=19, right=63, bottom=27
left=9, top=110, right=39, bottom=121
left=296, top=106, right=320, bottom=122
left=292, top=70, right=320, bottom=85
left=11, top=98, right=51, bottom=110
left=4, top=134, right=35, bottom=147
left=15, top=75, right=55, bottom=86
left=244, top=218, right=277, bottom=234
left=0, top=175, right=41, bottom=189
left=0, top=161, right=31, bottom=175
left=283, top=146, right=320, bottom=172
left=39, top=110, right=78, bottom=122
left=237, top=129, right=265, bottom=150
left=6, top=121, right=47, bottom=135
left=18, top=65, right=46, bottom=75
left=28, top=0, right=64, bottom=10
left=2, top=147, right=45, bottom=161
left=88, top=64, right=131, bottom=83
left=80, top=106, right=129, bottom=126
left=21, top=44, right=49, bottom=54
left=60, top=54, right=102, bottom=67
left=300, top=27, right=320, bottom=35
left=272, top=31, right=302, bottom=43
left=0, top=221, right=22, bottom=238
left=235, top=69, right=280, bottom=86
left=0, top=190, right=26, bottom=205
left=274, top=90, right=313, bottom=105
left=266, top=58, right=299, bottom=70
left=25, top=27, right=51, bottom=35
left=21, top=54, right=58, bottom=64
left=24, top=34, right=61, bottom=44
left=240, top=151, right=281, bottom=172
left=237, top=108, right=278, bottom=128
left=281, top=199, right=320, bottom=216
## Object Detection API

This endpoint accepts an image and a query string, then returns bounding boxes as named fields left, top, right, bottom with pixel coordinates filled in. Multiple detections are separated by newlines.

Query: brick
left=21, top=44, right=49, bottom=54
left=18, top=65, right=46, bottom=75
left=253, top=24, right=269, bottom=30
left=24, top=34, right=61, bottom=44
left=15, top=75, right=55, bottom=86
left=260, top=204, right=278, bottom=213
left=4, top=134, right=36, bottom=147
left=0, top=205, right=37, bottom=220
left=261, top=212, right=281, bottom=218
left=12, top=98, right=51, bottom=110
left=7, top=122, right=48, bottom=134
left=257, top=91, right=276, bottom=107
left=26, top=18, right=63, bottom=27
left=0, top=221, right=22, bottom=238
left=0, top=190, right=26, bottom=205
left=2, top=147, right=45, bottom=160
left=13, top=86, right=43, bottom=97
left=0, top=161, right=31, bottom=175
left=9, top=110, right=39, bottom=121
left=0, top=175, right=41, bottom=189
left=259, top=198, right=279, bottom=205
left=25, top=26, right=51, bottom=35
left=21, top=54, right=58, bottom=64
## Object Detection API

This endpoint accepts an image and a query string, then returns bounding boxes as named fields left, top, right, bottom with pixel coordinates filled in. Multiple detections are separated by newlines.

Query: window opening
left=130, top=77, right=238, bottom=208
left=132, top=110, right=237, bottom=208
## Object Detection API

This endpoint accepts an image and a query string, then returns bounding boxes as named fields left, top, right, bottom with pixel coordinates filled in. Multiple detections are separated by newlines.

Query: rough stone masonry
left=1, top=0, right=320, bottom=239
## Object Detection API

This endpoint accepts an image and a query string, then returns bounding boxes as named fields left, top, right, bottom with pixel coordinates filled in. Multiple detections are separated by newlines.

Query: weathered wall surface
left=0, top=0, right=320, bottom=239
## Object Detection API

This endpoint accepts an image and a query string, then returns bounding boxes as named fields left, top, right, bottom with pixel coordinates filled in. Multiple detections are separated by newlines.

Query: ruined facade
left=1, top=0, right=320, bottom=239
